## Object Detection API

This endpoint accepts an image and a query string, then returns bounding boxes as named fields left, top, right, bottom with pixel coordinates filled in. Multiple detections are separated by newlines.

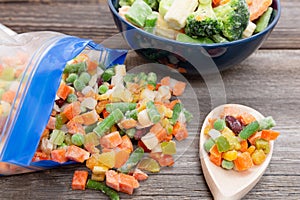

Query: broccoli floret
left=143, top=0, right=159, bottom=10
left=214, top=0, right=250, bottom=41
left=185, top=0, right=223, bottom=38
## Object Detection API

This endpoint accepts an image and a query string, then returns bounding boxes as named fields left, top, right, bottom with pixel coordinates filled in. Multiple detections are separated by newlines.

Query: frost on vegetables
left=33, top=53, right=193, bottom=198
left=203, top=106, right=279, bottom=171
left=118, top=0, right=275, bottom=43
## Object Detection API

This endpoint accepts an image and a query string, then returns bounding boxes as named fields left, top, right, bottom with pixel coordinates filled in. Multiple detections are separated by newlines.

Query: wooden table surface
left=0, top=0, right=300, bottom=199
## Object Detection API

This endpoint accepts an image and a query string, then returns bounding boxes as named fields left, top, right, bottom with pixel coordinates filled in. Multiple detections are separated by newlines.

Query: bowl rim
left=107, top=0, right=281, bottom=48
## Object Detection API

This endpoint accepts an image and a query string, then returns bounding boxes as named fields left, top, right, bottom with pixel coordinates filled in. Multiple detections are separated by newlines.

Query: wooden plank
left=0, top=1, right=299, bottom=49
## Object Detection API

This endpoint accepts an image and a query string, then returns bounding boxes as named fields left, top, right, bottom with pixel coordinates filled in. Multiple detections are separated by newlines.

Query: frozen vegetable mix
left=118, top=0, right=276, bottom=43
left=31, top=53, right=193, bottom=197
left=203, top=105, right=279, bottom=171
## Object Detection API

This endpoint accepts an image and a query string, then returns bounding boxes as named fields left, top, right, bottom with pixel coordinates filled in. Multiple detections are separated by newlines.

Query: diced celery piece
left=204, top=138, right=215, bottom=152
left=144, top=12, right=159, bottom=33
left=50, top=129, right=65, bottom=145
left=221, top=160, right=234, bottom=170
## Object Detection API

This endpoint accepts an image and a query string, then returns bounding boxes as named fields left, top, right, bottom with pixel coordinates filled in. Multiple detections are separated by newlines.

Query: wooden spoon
left=199, top=104, right=274, bottom=200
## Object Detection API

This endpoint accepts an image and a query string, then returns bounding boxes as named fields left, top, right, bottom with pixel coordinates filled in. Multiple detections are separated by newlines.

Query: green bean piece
left=125, top=109, right=138, bottom=120
left=78, top=72, right=91, bottom=85
left=98, top=84, right=108, bottom=94
left=67, top=93, right=77, bottom=103
left=258, top=116, right=276, bottom=131
left=146, top=101, right=161, bottom=124
left=84, top=123, right=98, bottom=133
left=71, top=133, right=85, bottom=146
left=214, top=119, right=226, bottom=131
left=255, top=7, right=273, bottom=33
left=106, top=102, right=137, bottom=113
left=74, top=79, right=85, bottom=91
left=93, top=109, right=124, bottom=137
left=239, top=121, right=260, bottom=140
left=118, top=147, right=144, bottom=174
left=86, top=179, right=120, bottom=200
left=55, top=115, right=64, bottom=129
left=66, top=73, right=78, bottom=84
left=170, top=103, right=182, bottom=125
left=102, top=68, right=115, bottom=82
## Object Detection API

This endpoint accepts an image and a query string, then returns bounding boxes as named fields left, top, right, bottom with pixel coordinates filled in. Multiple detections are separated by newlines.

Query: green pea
left=79, top=72, right=91, bottom=85
left=74, top=79, right=85, bottom=91
left=66, top=73, right=78, bottom=83
left=98, top=84, right=108, bottom=94
left=67, top=93, right=77, bottom=103
left=71, top=133, right=85, bottom=146
left=102, top=68, right=115, bottom=82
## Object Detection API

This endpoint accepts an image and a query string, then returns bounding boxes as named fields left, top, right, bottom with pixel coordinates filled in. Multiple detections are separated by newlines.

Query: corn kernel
left=222, top=150, right=238, bottom=161
left=247, top=145, right=256, bottom=155
left=221, top=127, right=235, bottom=136
left=204, top=124, right=212, bottom=135
left=251, top=149, right=266, bottom=165
left=91, top=173, right=105, bottom=181
left=92, top=165, right=109, bottom=175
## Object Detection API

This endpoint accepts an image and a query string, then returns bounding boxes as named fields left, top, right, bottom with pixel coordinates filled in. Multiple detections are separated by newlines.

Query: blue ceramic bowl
left=108, top=0, right=281, bottom=74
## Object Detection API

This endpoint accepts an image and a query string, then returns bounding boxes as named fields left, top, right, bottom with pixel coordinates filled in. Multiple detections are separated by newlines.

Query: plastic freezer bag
left=0, top=31, right=127, bottom=175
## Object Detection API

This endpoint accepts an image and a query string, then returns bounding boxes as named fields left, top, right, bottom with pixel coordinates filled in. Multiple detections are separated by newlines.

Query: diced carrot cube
left=150, top=123, right=163, bottom=134
left=32, top=151, right=50, bottom=162
left=72, top=170, right=89, bottom=190
left=46, top=116, right=56, bottom=130
left=118, top=135, right=133, bottom=153
left=160, top=76, right=170, bottom=86
left=106, top=170, right=120, bottom=191
left=234, top=152, right=254, bottom=171
left=81, top=110, right=99, bottom=125
left=240, top=140, right=248, bottom=152
left=66, top=145, right=90, bottom=163
left=119, top=173, right=139, bottom=195
left=63, top=101, right=81, bottom=120
left=119, top=118, right=137, bottom=129
left=209, top=145, right=222, bottom=166
left=57, top=82, right=72, bottom=100
left=172, top=81, right=186, bottom=96
left=100, top=131, right=123, bottom=149
left=248, top=131, right=262, bottom=145
left=220, top=106, right=240, bottom=118
left=156, top=128, right=167, bottom=142
left=261, top=130, right=280, bottom=141
left=165, top=99, right=180, bottom=110
left=66, top=120, right=85, bottom=135
left=102, top=109, right=110, bottom=118
left=164, top=133, right=173, bottom=141
left=1, top=90, right=16, bottom=104
left=87, top=60, right=98, bottom=72
left=237, top=112, right=256, bottom=125
left=114, top=150, right=130, bottom=168
left=51, top=149, right=68, bottom=163
left=133, top=169, right=148, bottom=181
left=172, top=122, right=188, bottom=141
left=150, top=152, right=174, bottom=167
